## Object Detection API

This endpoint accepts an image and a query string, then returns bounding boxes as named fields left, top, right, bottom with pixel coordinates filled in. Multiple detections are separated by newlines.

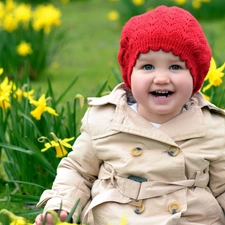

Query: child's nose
left=153, top=72, right=170, bottom=84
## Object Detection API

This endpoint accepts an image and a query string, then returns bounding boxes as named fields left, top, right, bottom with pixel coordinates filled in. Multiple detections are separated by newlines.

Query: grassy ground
left=1, top=0, right=225, bottom=221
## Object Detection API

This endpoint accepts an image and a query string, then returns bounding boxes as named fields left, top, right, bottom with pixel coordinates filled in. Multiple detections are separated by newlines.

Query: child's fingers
left=59, top=210, right=69, bottom=221
left=34, top=213, right=55, bottom=225
left=34, top=213, right=43, bottom=225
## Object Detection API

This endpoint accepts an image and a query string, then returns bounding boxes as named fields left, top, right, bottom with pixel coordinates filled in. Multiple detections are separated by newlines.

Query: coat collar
left=112, top=96, right=206, bottom=145
left=88, top=83, right=225, bottom=145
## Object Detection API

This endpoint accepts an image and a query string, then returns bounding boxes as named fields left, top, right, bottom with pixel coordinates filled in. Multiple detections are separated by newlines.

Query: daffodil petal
left=45, top=106, right=59, bottom=116
left=210, top=57, right=216, bottom=70
left=61, top=142, right=72, bottom=148
left=216, top=62, right=225, bottom=73
left=62, top=137, right=75, bottom=142
left=41, top=142, right=52, bottom=152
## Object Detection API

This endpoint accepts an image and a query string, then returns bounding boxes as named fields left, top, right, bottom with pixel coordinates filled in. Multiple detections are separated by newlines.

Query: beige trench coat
left=37, top=83, right=225, bottom=225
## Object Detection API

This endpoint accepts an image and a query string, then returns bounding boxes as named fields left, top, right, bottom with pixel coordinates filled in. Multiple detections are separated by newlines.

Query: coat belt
left=98, top=164, right=208, bottom=200
left=82, top=164, right=208, bottom=223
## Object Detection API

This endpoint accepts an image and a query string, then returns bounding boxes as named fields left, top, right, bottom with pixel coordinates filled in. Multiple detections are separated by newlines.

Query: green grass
left=201, top=19, right=225, bottom=62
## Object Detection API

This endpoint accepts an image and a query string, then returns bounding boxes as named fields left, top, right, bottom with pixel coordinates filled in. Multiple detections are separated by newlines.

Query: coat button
left=130, top=147, right=143, bottom=156
left=167, top=147, right=180, bottom=156
left=168, top=202, right=181, bottom=214
left=134, top=203, right=145, bottom=214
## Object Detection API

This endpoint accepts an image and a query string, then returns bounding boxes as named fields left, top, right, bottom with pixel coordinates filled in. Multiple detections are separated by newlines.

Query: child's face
left=131, top=49, right=193, bottom=124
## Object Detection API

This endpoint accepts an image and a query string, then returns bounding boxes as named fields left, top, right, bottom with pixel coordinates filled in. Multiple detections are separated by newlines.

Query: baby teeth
left=155, top=91, right=169, bottom=94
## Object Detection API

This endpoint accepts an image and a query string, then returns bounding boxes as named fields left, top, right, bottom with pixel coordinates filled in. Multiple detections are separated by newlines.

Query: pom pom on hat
left=118, top=5, right=212, bottom=94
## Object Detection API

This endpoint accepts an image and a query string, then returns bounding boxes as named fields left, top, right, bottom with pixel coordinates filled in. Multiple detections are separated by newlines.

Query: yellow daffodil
left=11, top=83, right=22, bottom=100
left=192, top=0, right=201, bottom=8
left=203, top=94, right=210, bottom=101
left=0, top=68, right=3, bottom=75
left=173, top=0, right=210, bottom=7
left=13, top=85, right=35, bottom=101
left=3, top=13, right=18, bottom=32
left=132, top=0, right=144, bottom=6
left=0, top=209, right=33, bottom=225
left=119, top=215, right=127, bottom=225
left=16, top=41, right=32, bottom=56
left=192, top=0, right=211, bottom=8
left=14, top=3, right=32, bottom=23
left=0, top=76, right=13, bottom=110
left=9, top=217, right=33, bottom=225
left=0, top=2, right=4, bottom=19
left=202, top=57, right=225, bottom=92
left=23, top=89, right=35, bottom=101
left=75, top=93, right=84, bottom=108
left=174, top=0, right=186, bottom=4
left=40, top=132, right=74, bottom=158
left=5, top=0, right=16, bottom=12
left=32, top=4, right=61, bottom=34
left=13, top=84, right=35, bottom=101
left=107, top=10, right=119, bottom=21
left=108, top=215, right=127, bottom=225
left=29, top=94, right=58, bottom=120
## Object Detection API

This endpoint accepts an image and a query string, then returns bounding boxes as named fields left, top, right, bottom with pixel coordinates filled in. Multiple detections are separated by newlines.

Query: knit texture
left=118, top=5, right=212, bottom=94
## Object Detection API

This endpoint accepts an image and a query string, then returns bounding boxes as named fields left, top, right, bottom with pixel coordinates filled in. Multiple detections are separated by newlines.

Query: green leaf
left=0, top=143, right=33, bottom=155
left=55, top=77, right=78, bottom=105
left=95, top=80, right=108, bottom=97
left=65, top=198, right=80, bottom=223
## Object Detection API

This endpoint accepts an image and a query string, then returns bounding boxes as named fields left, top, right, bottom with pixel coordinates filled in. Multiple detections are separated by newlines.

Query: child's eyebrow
left=170, top=59, right=187, bottom=65
left=168, top=59, right=183, bottom=63
left=137, top=55, right=154, bottom=61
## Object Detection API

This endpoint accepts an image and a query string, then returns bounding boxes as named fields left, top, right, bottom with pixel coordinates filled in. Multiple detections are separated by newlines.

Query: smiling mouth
left=151, top=91, right=173, bottom=98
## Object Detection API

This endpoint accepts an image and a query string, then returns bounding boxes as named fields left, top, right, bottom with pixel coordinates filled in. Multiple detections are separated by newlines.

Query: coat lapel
left=112, top=97, right=206, bottom=145
left=88, top=84, right=216, bottom=145
left=112, top=99, right=178, bottom=146
left=160, top=107, right=206, bottom=141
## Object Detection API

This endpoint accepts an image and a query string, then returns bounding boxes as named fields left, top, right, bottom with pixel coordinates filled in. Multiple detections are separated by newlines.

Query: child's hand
left=34, top=210, right=68, bottom=225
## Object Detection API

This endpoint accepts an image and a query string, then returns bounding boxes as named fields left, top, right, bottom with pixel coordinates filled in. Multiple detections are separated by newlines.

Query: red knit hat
left=118, top=5, right=212, bottom=94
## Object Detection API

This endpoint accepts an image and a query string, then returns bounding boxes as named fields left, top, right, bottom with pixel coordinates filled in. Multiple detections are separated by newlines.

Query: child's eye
left=170, top=65, right=181, bottom=70
left=142, top=64, right=154, bottom=70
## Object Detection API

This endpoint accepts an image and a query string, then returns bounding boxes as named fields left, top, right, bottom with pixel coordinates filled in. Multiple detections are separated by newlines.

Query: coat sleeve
left=211, top=146, right=225, bottom=211
left=209, top=117, right=225, bottom=212
left=36, top=108, right=102, bottom=221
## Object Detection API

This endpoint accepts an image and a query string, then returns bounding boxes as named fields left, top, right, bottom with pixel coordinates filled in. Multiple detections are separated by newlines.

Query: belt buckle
left=128, top=175, right=147, bottom=183
left=128, top=176, right=146, bottom=214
